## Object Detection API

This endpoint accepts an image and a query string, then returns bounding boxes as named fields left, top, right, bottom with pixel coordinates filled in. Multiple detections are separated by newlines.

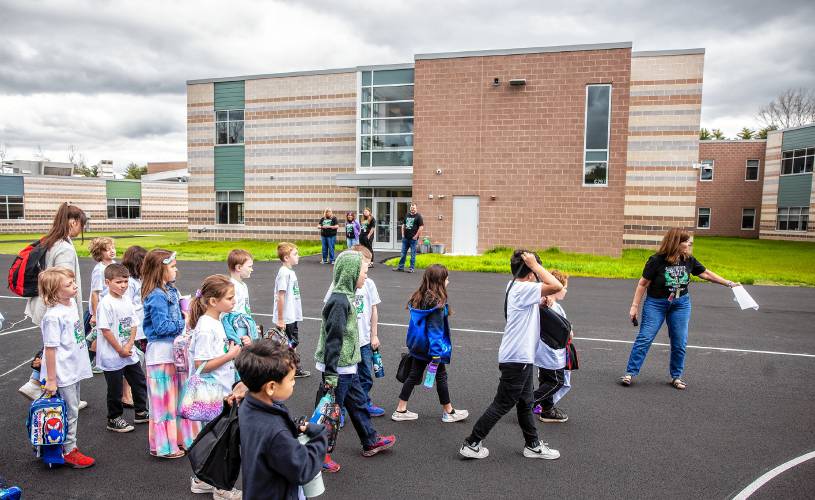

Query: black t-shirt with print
left=642, top=253, right=706, bottom=299
left=345, top=222, right=356, bottom=239
left=359, top=217, right=376, bottom=242
left=319, top=217, right=338, bottom=237
left=403, top=213, right=424, bottom=240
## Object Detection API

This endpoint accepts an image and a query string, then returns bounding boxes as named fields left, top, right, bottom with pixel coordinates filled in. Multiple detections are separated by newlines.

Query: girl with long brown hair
left=358, top=207, right=376, bottom=266
left=621, top=228, right=739, bottom=389
left=392, top=264, right=469, bottom=423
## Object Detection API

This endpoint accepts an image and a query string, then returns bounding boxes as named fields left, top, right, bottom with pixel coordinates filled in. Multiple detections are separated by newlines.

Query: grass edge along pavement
left=385, top=236, right=815, bottom=287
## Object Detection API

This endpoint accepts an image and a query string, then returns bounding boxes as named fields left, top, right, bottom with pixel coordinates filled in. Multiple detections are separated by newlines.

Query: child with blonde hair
left=274, top=242, right=309, bottom=378
left=86, top=236, right=116, bottom=371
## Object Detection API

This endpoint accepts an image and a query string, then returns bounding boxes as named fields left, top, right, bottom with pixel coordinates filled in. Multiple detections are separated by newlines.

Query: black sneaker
left=134, top=411, right=150, bottom=424
left=538, top=407, right=568, bottom=423
left=107, top=416, right=135, bottom=433
left=295, top=369, right=311, bottom=378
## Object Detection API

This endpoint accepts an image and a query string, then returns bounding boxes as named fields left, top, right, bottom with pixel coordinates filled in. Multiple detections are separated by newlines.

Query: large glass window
left=781, top=148, right=814, bottom=175
left=360, top=69, right=414, bottom=168
left=216, top=191, right=244, bottom=224
left=745, top=159, right=760, bottom=181
left=741, top=208, right=756, bottom=230
left=584, top=85, right=611, bottom=186
left=216, top=109, right=244, bottom=145
left=697, top=207, right=711, bottom=229
left=700, top=159, right=714, bottom=181
left=0, top=195, right=24, bottom=219
left=776, top=207, right=809, bottom=231
left=107, top=198, right=140, bottom=219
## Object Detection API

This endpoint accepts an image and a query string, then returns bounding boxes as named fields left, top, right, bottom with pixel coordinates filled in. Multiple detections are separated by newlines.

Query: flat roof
left=699, top=139, right=767, bottom=143
left=187, top=62, right=413, bottom=85
left=632, top=48, right=705, bottom=57
left=415, top=41, right=632, bottom=60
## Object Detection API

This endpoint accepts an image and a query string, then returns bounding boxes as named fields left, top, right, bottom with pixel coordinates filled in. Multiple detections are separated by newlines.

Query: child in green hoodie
left=314, top=250, right=396, bottom=472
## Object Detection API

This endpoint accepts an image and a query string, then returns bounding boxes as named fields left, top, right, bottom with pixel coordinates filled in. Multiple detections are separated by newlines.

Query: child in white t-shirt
left=87, top=237, right=116, bottom=371
left=122, top=245, right=147, bottom=407
left=227, top=249, right=254, bottom=317
left=273, top=242, right=308, bottom=378
left=38, top=267, right=95, bottom=469
left=95, top=263, right=149, bottom=433
left=533, top=270, right=572, bottom=424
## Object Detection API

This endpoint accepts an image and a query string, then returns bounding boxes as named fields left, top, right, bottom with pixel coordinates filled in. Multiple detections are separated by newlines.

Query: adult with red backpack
left=14, top=203, right=89, bottom=400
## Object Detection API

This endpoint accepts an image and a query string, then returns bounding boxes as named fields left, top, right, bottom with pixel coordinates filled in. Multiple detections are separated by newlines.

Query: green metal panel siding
left=106, top=180, right=141, bottom=199
left=214, top=81, right=245, bottom=110
left=778, top=174, right=812, bottom=207
left=0, top=176, right=24, bottom=196
left=214, top=146, right=245, bottom=191
left=782, top=126, right=815, bottom=151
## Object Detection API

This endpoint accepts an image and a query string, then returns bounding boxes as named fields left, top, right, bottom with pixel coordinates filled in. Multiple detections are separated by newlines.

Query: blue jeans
left=346, top=238, right=358, bottom=249
left=321, top=235, right=336, bottom=262
left=334, top=373, right=378, bottom=447
left=625, top=294, right=691, bottom=379
left=398, top=237, right=418, bottom=269
left=357, top=343, right=374, bottom=405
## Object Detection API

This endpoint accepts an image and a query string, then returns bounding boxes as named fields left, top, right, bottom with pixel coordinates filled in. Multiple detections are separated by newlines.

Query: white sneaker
left=391, top=409, right=418, bottom=421
left=459, top=440, right=489, bottom=459
left=18, top=379, right=42, bottom=400
left=190, top=477, right=214, bottom=494
left=78, top=400, right=88, bottom=411
left=213, top=488, right=242, bottom=500
left=523, top=441, right=560, bottom=460
left=441, top=409, right=469, bottom=423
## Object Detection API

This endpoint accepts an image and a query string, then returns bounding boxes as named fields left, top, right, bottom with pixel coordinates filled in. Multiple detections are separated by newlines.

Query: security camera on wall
left=435, top=168, right=442, bottom=175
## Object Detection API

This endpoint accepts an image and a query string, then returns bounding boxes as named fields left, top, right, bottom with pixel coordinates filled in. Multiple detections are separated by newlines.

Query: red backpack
left=8, top=240, right=48, bottom=297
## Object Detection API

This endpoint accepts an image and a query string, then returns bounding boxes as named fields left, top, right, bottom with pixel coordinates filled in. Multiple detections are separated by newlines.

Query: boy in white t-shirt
left=273, top=242, right=309, bottom=378
left=87, top=237, right=116, bottom=372
left=533, top=270, right=572, bottom=423
left=38, top=267, right=95, bottom=469
left=96, top=264, right=149, bottom=433
left=227, top=249, right=254, bottom=317
left=461, top=250, right=563, bottom=461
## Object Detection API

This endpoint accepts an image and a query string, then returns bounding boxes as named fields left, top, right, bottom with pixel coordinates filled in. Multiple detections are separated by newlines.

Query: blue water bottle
left=372, top=349, right=385, bottom=378
left=423, top=359, right=439, bottom=388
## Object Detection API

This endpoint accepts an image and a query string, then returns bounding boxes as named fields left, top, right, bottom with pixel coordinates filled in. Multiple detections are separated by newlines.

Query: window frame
left=215, top=190, right=245, bottom=225
left=215, top=109, right=245, bottom=146
left=699, top=159, right=714, bottom=182
left=745, top=159, right=760, bottom=181
left=0, top=195, right=24, bottom=220
left=780, top=148, right=814, bottom=176
left=776, top=206, right=809, bottom=232
left=697, top=207, right=711, bottom=229
left=359, top=69, right=414, bottom=169
left=582, top=84, right=612, bottom=188
left=741, top=208, right=756, bottom=230
left=106, top=198, right=141, bottom=220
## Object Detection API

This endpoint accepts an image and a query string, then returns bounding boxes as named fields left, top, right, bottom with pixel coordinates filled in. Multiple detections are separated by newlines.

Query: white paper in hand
left=732, top=285, right=759, bottom=310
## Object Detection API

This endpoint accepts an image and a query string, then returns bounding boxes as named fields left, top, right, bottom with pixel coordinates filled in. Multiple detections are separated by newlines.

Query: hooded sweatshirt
left=406, top=304, right=452, bottom=364
left=314, top=251, right=362, bottom=385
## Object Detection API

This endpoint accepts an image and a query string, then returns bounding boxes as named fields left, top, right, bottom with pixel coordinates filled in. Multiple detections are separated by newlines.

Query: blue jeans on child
left=346, top=238, right=358, bottom=249
left=397, top=238, right=418, bottom=270
left=334, top=373, right=377, bottom=448
left=321, top=235, right=336, bottom=263
left=625, top=294, right=691, bottom=379
left=357, top=343, right=374, bottom=405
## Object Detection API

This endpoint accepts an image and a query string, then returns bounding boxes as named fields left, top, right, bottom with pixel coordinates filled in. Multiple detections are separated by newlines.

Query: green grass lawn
left=386, top=237, right=815, bottom=287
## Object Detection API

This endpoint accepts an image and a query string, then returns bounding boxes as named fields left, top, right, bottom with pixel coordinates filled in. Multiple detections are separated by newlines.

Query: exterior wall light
left=492, top=77, right=501, bottom=86
left=509, top=79, right=526, bottom=86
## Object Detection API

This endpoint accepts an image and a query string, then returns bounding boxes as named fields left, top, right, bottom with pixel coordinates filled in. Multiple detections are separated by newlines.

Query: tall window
left=107, top=198, right=140, bottom=219
left=700, top=160, right=714, bottom=181
left=359, top=69, right=414, bottom=168
left=0, top=195, right=24, bottom=219
left=781, top=148, right=814, bottom=175
left=583, top=84, right=611, bottom=186
left=216, top=110, right=244, bottom=145
left=745, top=159, right=760, bottom=181
left=776, top=207, right=809, bottom=231
left=741, top=208, right=756, bottom=230
left=216, top=191, right=244, bottom=224
left=697, top=207, right=711, bottom=229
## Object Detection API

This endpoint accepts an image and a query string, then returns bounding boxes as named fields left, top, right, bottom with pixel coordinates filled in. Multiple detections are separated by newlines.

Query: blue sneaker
left=340, top=409, right=346, bottom=428
left=367, top=403, right=385, bottom=417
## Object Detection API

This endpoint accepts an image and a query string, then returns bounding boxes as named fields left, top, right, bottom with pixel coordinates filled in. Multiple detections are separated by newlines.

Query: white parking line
left=0, top=325, right=38, bottom=337
left=732, top=450, right=815, bottom=499
left=0, top=359, right=30, bottom=378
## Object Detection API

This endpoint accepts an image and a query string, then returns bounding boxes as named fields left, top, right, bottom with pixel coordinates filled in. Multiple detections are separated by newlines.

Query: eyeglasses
left=162, top=252, right=177, bottom=264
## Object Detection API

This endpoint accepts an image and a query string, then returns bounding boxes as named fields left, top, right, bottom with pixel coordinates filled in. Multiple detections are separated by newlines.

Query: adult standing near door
left=359, top=207, right=377, bottom=267
left=620, top=227, right=739, bottom=390
left=317, top=208, right=339, bottom=264
left=393, top=202, right=424, bottom=273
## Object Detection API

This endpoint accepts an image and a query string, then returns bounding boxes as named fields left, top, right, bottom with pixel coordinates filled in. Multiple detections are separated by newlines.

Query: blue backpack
left=26, top=392, right=68, bottom=466
left=221, top=312, right=259, bottom=344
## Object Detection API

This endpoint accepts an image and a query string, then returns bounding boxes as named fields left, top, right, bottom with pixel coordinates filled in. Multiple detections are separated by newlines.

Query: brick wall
left=412, top=48, right=631, bottom=257
left=696, top=140, right=765, bottom=237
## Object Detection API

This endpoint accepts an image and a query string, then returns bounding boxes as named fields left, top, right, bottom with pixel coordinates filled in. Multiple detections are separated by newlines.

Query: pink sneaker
left=362, top=435, right=396, bottom=457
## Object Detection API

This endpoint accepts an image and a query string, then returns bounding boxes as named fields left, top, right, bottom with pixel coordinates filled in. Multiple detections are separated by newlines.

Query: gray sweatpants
left=60, top=382, right=81, bottom=453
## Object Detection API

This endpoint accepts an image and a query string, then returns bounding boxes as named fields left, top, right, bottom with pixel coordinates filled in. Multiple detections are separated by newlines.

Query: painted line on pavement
left=0, top=359, right=31, bottom=378
left=0, top=325, right=38, bottom=337
left=732, top=450, right=815, bottom=499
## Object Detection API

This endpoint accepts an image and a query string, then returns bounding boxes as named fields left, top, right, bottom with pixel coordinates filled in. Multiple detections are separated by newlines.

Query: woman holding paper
left=621, top=228, right=738, bottom=390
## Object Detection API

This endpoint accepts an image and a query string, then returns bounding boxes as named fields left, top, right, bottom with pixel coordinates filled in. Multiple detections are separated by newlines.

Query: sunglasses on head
left=162, top=252, right=177, bottom=265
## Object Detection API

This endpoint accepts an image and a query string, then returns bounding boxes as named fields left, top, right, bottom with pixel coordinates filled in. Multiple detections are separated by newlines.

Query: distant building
left=1, top=160, right=74, bottom=177
left=143, top=161, right=189, bottom=182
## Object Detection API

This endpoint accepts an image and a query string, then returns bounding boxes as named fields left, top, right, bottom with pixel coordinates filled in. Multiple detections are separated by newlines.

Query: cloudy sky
left=1, top=0, right=813, bottom=170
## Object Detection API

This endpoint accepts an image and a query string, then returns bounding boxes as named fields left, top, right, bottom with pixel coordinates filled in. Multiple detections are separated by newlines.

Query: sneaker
left=459, top=440, right=489, bottom=459
left=78, top=400, right=88, bottom=411
left=92, top=366, right=104, bottom=375
left=362, top=434, right=396, bottom=457
left=295, top=369, right=311, bottom=378
left=533, top=404, right=542, bottom=415
left=322, top=458, right=341, bottom=473
left=107, top=416, right=135, bottom=433
left=18, top=379, right=42, bottom=400
left=523, top=441, right=560, bottom=460
left=122, top=401, right=135, bottom=409
left=339, top=409, right=346, bottom=429
left=190, top=477, right=214, bottom=494
left=391, top=409, right=418, bottom=421
left=441, top=409, right=469, bottom=423
left=134, top=411, right=150, bottom=424
left=213, top=488, right=242, bottom=500
left=367, top=403, right=385, bottom=417
left=406, top=268, right=415, bottom=273
left=321, top=260, right=327, bottom=264
left=392, top=267, right=404, bottom=272
left=368, top=263, right=375, bottom=268
left=538, top=407, right=568, bottom=423
left=63, top=448, right=95, bottom=469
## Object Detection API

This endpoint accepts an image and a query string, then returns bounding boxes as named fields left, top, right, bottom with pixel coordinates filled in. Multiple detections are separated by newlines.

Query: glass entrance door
left=394, top=198, right=412, bottom=246
left=374, top=200, right=392, bottom=248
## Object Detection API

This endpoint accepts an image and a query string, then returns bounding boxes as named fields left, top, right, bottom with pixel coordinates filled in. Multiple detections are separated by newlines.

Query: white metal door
left=452, top=196, right=479, bottom=255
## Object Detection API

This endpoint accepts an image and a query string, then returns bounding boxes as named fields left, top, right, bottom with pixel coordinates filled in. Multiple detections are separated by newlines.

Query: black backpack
left=504, top=277, right=571, bottom=350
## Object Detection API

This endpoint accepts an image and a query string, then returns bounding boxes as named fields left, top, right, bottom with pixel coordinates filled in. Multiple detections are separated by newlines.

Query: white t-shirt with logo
left=273, top=266, right=302, bottom=325
left=125, top=277, right=145, bottom=341
left=89, top=260, right=113, bottom=315
left=95, top=294, right=141, bottom=371
left=231, top=278, right=252, bottom=316
left=534, top=301, right=568, bottom=369
left=325, top=279, right=380, bottom=346
left=40, top=300, right=93, bottom=387
left=498, top=281, right=542, bottom=364
left=190, top=315, right=236, bottom=397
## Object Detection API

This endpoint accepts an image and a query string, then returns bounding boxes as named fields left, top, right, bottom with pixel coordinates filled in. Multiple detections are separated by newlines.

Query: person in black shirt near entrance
left=317, top=208, right=339, bottom=264
left=393, top=203, right=424, bottom=273
left=359, top=207, right=377, bottom=267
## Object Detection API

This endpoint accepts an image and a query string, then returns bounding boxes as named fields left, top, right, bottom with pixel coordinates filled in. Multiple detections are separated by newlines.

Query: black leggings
left=398, top=357, right=450, bottom=406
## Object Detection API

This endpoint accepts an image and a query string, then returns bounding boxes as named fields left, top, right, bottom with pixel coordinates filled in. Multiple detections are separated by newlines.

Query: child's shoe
left=367, top=403, right=385, bottom=417
left=459, top=440, right=489, bottom=459
left=294, top=368, right=311, bottom=378
left=134, top=411, right=150, bottom=424
left=322, top=458, right=341, bottom=473
left=190, top=477, right=214, bottom=494
left=390, top=409, right=418, bottom=421
left=106, top=416, right=135, bottom=433
left=63, top=448, right=95, bottom=469
left=361, top=434, right=396, bottom=457
left=17, top=379, right=41, bottom=400
left=441, top=409, right=469, bottom=423
left=213, top=488, right=242, bottom=499
left=523, top=441, right=560, bottom=460
left=538, top=407, right=568, bottom=423
left=78, top=400, right=88, bottom=411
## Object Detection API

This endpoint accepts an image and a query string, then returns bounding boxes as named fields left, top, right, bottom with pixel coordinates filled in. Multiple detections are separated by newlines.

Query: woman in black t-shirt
left=620, top=228, right=739, bottom=390
left=358, top=207, right=376, bottom=266
left=316, top=208, right=339, bottom=264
